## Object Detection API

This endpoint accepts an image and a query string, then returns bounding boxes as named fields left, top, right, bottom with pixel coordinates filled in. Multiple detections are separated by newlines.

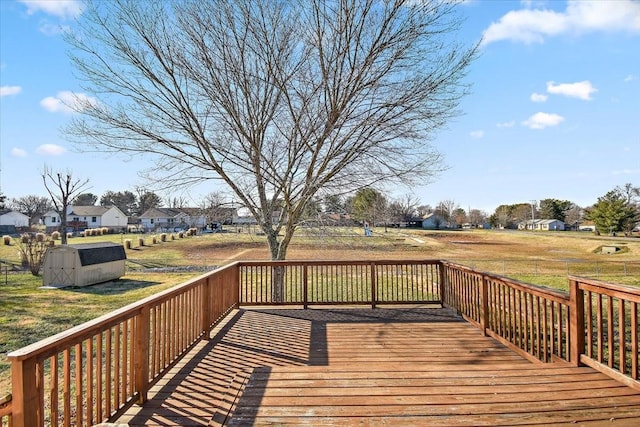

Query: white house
left=518, top=219, right=565, bottom=231
left=43, top=206, right=128, bottom=232
left=139, top=207, right=192, bottom=231
left=422, top=213, right=447, bottom=230
left=0, top=209, right=30, bottom=228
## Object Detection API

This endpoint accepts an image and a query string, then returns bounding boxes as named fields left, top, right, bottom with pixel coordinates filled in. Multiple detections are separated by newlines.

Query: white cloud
left=39, top=22, right=70, bottom=36
left=624, top=74, right=639, bottom=82
left=612, top=168, right=640, bottom=176
left=36, top=144, right=66, bottom=156
left=546, top=80, right=597, bottom=100
left=522, top=112, right=565, bottom=129
left=11, top=148, right=28, bottom=158
left=497, top=121, right=516, bottom=128
left=40, top=91, right=97, bottom=114
left=19, top=0, right=83, bottom=19
left=481, top=0, right=640, bottom=46
left=530, top=92, right=548, bottom=102
left=1, top=86, right=22, bottom=97
left=470, top=130, right=484, bottom=139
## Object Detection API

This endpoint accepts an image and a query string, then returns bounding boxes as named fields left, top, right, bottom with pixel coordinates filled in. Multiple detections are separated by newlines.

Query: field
left=1, top=227, right=639, bottom=392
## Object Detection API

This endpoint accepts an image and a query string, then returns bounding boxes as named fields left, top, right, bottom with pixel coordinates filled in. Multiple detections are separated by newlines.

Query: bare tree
left=42, top=166, right=91, bottom=244
left=436, top=199, right=458, bottom=228
left=9, top=195, right=54, bottom=226
left=66, top=0, right=476, bottom=260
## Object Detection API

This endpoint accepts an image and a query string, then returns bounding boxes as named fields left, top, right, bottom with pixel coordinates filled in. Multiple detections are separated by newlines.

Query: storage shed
left=42, top=242, right=126, bottom=288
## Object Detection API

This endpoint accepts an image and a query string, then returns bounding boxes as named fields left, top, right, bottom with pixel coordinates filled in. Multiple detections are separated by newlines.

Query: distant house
left=422, top=213, right=446, bottom=230
left=43, top=206, right=128, bottom=232
left=139, top=207, right=191, bottom=231
left=0, top=209, right=30, bottom=230
left=518, top=219, right=565, bottom=231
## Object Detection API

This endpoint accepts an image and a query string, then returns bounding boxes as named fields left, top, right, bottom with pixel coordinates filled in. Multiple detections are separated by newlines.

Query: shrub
left=138, top=237, right=144, bottom=247
left=178, top=231, right=184, bottom=238
left=51, top=231, right=61, bottom=240
left=160, top=233, right=167, bottom=242
left=124, top=239, right=132, bottom=249
left=171, top=234, right=176, bottom=240
left=152, top=236, right=158, bottom=244
left=101, top=227, right=109, bottom=235
left=66, top=232, right=73, bottom=240
left=2, top=235, right=11, bottom=245
left=17, top=233, right=52, bottom=276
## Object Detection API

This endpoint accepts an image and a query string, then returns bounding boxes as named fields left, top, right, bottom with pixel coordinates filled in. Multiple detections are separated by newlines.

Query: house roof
left=139, top=207, right=188, bottom=219
left=68, top=206, right=112, bottom=216
left=0, top=209, right=29, bottom=218
left=520, top=219, right=565, bottom=225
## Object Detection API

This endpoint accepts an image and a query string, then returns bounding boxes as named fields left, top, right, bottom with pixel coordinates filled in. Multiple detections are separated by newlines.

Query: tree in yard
left=135, top=189, right=163, bottom=216
left=388, top=194, right=420, bottom=223
left=584, top=188, right=637, bottom=235
left=66, top=0, right=476, bottom=261
left=42, top=166, right=91, bottom=244
left=467, top=209, right=487, bottom=227
left=73, top=192, right=99, bottom=206
left=350, top=188, right=387, bottom=227
left=538, top=198, right=573, bottom=222
left=435, top=199, right=458, bottom=228
left=100, top=190, right=137, bottom=216
left=8, top=195, right=54, bottom=226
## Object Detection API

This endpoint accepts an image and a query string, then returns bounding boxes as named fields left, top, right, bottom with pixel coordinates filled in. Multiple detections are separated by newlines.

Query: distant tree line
left=4, top=183, right=638, bottom=236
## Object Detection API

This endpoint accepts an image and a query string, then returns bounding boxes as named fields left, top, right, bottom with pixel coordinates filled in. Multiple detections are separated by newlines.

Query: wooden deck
left=116, top=307, right=640, bottom=426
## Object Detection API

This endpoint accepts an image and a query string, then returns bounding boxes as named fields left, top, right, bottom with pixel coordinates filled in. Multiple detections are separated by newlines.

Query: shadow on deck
left=116, top=307, right=640, bottom=426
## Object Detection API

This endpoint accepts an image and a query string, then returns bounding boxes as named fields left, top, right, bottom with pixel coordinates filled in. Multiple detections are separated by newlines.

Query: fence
left=458, top=259, right=640, bottom=278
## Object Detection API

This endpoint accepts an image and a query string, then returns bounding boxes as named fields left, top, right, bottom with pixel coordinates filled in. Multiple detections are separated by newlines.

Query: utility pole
left=530, top=200, right=536, bottom=230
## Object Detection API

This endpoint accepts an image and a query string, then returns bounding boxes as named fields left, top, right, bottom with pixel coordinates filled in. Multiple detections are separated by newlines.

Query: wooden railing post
left=10, top=357, right=39, bottom=427
left=303, top=265, right=309, bottom=309
left=201, top=277, right=212, bottom=334
left=439, top=262, right=446, bottom=306
left=135, top=306, right=151, bottom=404
left=371, top=262, right=377, bottom=309
left=569, top=278, right=585, bottom=366
left=480, top=275, right=489, bottom=336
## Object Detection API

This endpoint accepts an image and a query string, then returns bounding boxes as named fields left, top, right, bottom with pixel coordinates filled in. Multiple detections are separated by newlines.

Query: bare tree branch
left=65, top=0, right=477, bottom=259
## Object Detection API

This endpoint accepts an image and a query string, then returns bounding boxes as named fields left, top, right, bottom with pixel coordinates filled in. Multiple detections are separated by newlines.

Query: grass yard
left=1, top=227, right=639, bottom=392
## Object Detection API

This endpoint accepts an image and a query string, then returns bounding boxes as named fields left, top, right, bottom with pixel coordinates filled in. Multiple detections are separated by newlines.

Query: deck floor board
left=114, top=307, right=640, bottom=426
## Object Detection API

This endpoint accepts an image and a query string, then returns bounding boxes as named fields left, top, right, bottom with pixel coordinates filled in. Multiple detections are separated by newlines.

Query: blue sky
left=1, top=0, right=639, bottom=213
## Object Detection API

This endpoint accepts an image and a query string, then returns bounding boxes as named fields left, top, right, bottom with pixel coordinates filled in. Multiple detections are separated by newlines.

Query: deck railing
left=3, top=259, right=639, bottom=426
left=441, top=262, right=640, bottom=390
left=5, top=263, right=238, bottom=427
left=238, top=260, right=442, bottom=307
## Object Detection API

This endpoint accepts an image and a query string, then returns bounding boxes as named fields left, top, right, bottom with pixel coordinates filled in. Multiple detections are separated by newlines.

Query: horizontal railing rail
left=571, top=276, right=640, bottom=389
left=6, top=264, right=239, bottom=427
left=237, top=260, right=442, bottom=307
left=4, top=259, right=638, bottom=427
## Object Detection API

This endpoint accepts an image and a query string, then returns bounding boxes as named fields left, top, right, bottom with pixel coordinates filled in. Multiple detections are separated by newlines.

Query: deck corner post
left=480, top=274, right=489, bottom=336
left=135, top=306, right=151, bottom=404
left=569, top=278, right=585, bottom=366
left=10, top=356, right=39, bottom=427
